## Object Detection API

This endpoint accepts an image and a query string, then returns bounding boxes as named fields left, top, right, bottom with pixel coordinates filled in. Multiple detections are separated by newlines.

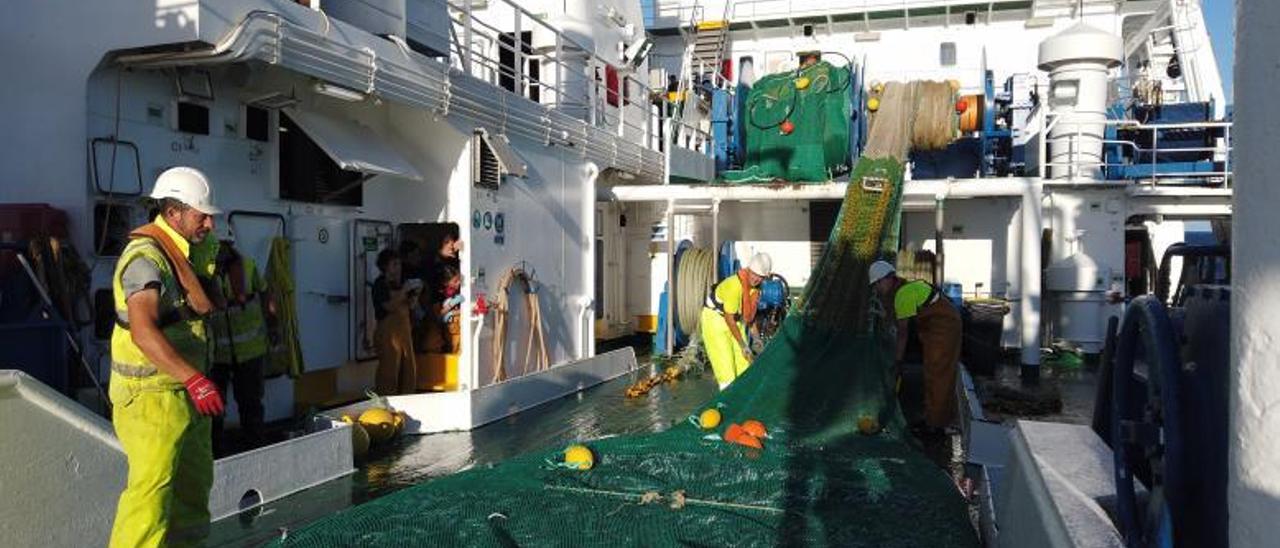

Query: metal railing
left=1037, top=110, right=1232, bottom=185
left=444, top=0, right=691, bottom=154
left=648, top=0, right=1120, bottom=27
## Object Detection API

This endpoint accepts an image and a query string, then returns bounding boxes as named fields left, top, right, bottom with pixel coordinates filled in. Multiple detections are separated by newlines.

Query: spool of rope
left=674, top=247, right=716, bottom=339
left=957, top=94, right=984, bottom=133
left=911, top=81, right=958, bottom=150
left=491, top=266, right=550, bottom=383
left=864, top=81, right=958, bottom=161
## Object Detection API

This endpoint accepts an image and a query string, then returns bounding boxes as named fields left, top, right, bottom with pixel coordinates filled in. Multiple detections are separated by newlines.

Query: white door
left=291, top=215, right=351, bottom=370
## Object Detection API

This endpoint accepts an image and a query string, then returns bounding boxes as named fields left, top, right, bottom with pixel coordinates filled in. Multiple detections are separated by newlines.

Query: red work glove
left=184, top=373, right=225, bottom=416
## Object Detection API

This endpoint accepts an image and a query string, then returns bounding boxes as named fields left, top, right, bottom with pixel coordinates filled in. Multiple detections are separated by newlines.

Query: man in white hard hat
left=701, top=252, right=772, bottom=389
left=868, top=260, right=962, bottom=432
left=109, top=166, right=225, bottom=547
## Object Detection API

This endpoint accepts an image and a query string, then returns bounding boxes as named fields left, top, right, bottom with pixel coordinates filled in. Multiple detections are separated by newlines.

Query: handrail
left=443, top=0, right=695, bottom=156
left=1037, top=109, right=1232, bottom=185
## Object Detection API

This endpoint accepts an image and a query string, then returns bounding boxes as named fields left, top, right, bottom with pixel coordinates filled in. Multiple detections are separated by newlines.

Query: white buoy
left=1038, top=24, right=1122, bottom=180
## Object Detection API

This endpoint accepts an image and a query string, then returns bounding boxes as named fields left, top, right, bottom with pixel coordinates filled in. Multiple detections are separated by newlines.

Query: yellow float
left=564, top=444, right=595, bottom=470
left=698, top=408, right=722, bottom=430
left=341, top=415, right=371, bottom=460
left=359, top=407, right=398, bottom=444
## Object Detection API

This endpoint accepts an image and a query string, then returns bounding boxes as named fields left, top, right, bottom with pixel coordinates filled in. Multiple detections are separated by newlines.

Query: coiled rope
left=491, top=266, right=549, bottom=383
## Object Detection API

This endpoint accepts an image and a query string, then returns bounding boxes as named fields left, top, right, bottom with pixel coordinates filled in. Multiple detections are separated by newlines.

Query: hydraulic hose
left=491, top=266, right=550, bottom=383
left=674, top=247, right=716, bottom=339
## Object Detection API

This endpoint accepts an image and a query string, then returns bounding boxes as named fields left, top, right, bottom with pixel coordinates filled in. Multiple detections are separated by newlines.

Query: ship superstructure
left=0, top=0, right=1239, bottom=545
left=601, top=0, right=1231, bottom=381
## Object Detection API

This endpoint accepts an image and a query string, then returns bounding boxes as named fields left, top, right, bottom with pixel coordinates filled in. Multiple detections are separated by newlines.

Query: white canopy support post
left=1020, top=178, right=1043, bottom=384
left=1230, top=2, right=1280, bottom=544
left=665, top=199, right=676, bottom=355
left=711, top=198, right=721, bottom=279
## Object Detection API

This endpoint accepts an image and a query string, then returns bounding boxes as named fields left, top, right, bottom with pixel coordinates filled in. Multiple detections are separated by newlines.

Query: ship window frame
left=940, top=42, right=957, bottom=67
left=175, top=100, right=210, bottom=135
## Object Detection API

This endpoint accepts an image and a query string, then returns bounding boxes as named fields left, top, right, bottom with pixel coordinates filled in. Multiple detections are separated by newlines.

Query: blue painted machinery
left=1098, top=243, right=1231, bottom=547
left=1104, top=101, right=1228, bottom=180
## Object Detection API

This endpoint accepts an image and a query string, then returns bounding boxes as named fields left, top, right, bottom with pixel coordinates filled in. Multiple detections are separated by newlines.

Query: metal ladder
left=670, top=1, right=732, bottom=145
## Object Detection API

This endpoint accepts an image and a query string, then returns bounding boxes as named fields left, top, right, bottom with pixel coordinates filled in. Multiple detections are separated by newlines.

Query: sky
left=1202, top=0, right=1235, bottom=104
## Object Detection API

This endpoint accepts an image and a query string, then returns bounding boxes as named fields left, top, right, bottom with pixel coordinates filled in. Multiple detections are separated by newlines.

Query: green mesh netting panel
left=723, top=61, right=853, bottom=183
left=274, top=158, right=977, bottom=547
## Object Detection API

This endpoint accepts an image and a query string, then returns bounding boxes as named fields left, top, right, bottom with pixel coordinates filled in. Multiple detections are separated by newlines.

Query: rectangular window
left=244, top=105, right=270, bottom=142
left=499, top=31, right=537, bottom=101
left=176, top=101, right=210, bottom=135
left=940, top=42, right=957, bottom=67
left=278, top=113, right=363, bottom=206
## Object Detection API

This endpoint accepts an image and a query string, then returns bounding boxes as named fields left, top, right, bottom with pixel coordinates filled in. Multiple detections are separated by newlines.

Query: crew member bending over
left=868, top=260, right=962, bottom=431
left=701, top=253, right=772, bottom=390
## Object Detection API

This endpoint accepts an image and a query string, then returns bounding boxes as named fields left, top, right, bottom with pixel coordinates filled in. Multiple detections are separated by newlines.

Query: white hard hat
left=151, top=166, right=220, bottom=215
left=747, top=253, right=773, bottom=277
left=868, top=260, right=896, bottom=285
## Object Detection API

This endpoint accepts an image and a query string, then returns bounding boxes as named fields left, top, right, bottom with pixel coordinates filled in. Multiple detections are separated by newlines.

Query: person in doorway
left=868, top=260, right=962, bottom=432
left=373, top=249, right=420, bottom=394
left=433, top=225, right=463, bottom=273
left=423, top=262, right=464, bottom=354
left=700, top=253, right=772, bottom=390
left=798, top=51, right=821, bottom=68
left=399, top=240, right=429, bottom=283
left=109, top=166, right=224, bottom=547
left=208, top=238, right=275, bottom=454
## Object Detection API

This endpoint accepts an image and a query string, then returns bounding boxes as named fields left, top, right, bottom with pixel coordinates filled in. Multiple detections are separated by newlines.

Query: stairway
left=690, top=20, right=729, bottom=80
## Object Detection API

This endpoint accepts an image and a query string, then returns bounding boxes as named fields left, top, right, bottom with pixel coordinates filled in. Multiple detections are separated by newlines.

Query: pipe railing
left=444, top=0, right=675, bottom=153
left=1037, top=110, right=1232, bottom=185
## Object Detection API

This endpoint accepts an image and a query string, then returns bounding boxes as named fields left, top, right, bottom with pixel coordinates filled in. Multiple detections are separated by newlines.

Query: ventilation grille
left=474, top=133, right=501, bottom=190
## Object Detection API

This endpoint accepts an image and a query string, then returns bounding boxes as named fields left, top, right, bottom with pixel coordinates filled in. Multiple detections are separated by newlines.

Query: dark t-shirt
left=372, top=276, right=394, bottom=321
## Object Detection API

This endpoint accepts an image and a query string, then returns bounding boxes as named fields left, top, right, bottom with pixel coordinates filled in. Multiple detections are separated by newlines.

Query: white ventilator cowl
left=868, top=260, right=896, bottom=285
left=747, top=253, right=773, bottom=277
left=151, top=166, right=221, bottom=214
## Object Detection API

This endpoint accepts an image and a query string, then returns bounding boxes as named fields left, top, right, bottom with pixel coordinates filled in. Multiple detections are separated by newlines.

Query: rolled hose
left=674, top=247, right=716, bottom=340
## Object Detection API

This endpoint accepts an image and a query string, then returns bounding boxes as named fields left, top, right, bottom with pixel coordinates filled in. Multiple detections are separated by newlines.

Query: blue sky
left=1203, top=0, right=1235, bottom=103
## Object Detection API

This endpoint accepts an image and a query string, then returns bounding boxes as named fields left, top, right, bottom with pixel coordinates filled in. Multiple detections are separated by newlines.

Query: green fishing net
left=274, top=158, right=977, bottom=547
left=723, top=61, right=854, bottom=183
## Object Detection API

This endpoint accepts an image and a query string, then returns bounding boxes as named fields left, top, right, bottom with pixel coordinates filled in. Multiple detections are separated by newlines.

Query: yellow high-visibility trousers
left=109, top=372, right=213, bottom=548
left=700, top=308, right=751, bottom=389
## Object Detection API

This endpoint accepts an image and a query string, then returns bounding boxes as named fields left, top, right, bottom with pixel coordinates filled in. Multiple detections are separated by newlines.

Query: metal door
left=291, top=216, right=350, bottom=370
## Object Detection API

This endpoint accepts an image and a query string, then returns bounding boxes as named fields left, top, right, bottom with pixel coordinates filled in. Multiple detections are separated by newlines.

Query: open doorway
left=398, top=222, right=463, bottom=392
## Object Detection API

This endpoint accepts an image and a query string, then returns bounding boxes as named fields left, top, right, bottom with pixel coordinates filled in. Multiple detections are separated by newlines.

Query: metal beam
left=602, top=178, right=1031, bottom=203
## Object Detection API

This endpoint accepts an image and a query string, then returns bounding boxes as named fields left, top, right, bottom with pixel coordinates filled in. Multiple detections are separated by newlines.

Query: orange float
left=741, top=419, right=768, bottom=439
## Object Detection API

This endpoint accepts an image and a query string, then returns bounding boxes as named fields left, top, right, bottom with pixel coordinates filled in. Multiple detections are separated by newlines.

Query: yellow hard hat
left=867, top=97, right=881, bottom=112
